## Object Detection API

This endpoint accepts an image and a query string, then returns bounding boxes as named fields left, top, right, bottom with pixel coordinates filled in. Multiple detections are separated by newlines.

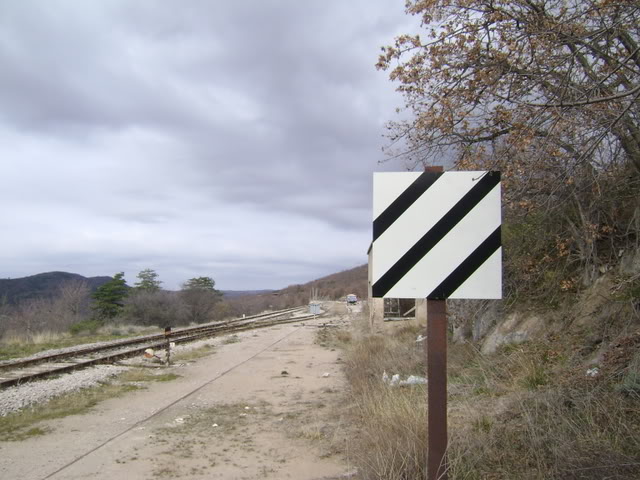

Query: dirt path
left=0, top=306, right=356, bottom=480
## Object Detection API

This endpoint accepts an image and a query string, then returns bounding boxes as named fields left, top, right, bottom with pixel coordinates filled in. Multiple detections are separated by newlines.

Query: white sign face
left=371, top=171, right=502, bottom=299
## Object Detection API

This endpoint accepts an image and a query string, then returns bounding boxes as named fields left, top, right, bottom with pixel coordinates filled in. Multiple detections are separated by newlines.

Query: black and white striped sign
left=371, top=171, right=502, bottom=300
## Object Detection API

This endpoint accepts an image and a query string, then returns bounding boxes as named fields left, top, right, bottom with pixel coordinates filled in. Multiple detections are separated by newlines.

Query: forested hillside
left=0, top=272, right=112, bottom=305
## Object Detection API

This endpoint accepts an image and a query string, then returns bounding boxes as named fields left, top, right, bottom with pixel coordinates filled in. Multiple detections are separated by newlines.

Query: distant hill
left=0, top=272, right=113, bottom=305
left=224, top=264, right=367, bottom=316
left=275, top=264, right=368, bottom=300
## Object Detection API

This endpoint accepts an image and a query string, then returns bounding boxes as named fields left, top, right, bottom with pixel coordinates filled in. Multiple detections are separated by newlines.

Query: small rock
left=281, top=370, right=289, bottom=376
left=322, top=372, right=330, bottom=378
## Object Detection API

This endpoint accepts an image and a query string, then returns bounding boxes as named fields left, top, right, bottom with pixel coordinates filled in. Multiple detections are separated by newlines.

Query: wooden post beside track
left=164, top=326, right=172, bottom=366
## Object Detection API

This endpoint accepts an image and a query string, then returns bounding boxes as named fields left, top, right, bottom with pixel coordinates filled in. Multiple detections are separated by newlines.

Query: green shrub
left=69, top=318, right=102, bottom=335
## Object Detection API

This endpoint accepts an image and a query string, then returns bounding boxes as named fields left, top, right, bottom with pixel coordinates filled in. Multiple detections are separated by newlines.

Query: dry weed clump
left=342, top=325, right=427, bottom=479
left=448, top=382, right=640, bottom=479
left=351, top=385, right=427, bottom=480
left=342, top=322, right=640, bottom=479
left=344, top=325, right=424, bottom=395
left=1, top=330, right=65, bottom=346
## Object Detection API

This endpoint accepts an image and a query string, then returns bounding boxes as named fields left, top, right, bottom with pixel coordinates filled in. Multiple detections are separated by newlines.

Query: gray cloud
left=0, top=0, right=419, bottom=289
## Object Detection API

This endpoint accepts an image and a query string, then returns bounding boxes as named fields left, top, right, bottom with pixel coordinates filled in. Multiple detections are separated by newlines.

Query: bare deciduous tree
left=180, top=277, right=223, bottom=324
left=55, top=280, right=90, bottom=324
left=124, top=290, right=188, bottom=327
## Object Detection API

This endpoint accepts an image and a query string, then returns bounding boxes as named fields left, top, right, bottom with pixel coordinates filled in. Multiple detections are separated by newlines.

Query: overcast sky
left=0, top=0, right=419, bottom=290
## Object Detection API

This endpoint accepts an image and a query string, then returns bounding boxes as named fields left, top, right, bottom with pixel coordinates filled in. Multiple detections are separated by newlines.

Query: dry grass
left=340, top=324, right=427, bottom=479
left=316, top=326, right=353, bottom=349
left=339, top=319, right=640, bottom=479
left=118, top=369, right=181, bottom=383
left=172, top=343, right=216, bottom=362
left=344, top=324, right=424, bottom=396
left=221, top=334, right=241, bottom=345
left=2, top=330, right=65, bottom=345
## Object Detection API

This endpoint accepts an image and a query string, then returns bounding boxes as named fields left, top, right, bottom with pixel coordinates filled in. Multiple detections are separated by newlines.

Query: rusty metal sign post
left=427, top=298, right=447, bottom=479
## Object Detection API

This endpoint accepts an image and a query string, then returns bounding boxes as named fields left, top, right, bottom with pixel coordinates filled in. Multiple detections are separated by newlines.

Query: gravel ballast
left=0, top=365, right=128, bottom=417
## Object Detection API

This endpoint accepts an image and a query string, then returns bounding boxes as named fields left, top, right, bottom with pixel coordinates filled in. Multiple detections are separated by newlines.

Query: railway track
left=0, top=306, right=320, bottom=388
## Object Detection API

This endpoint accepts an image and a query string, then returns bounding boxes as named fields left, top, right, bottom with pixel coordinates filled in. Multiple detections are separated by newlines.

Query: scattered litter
left=120, top=417, right=126, bottom=420
left=401, top=375, right=428, bottom=386
left=416, top=335, right=426, bottom=343
left=239, top=413, right=247, bottom=417
left=175, top=417, right=185, bottom=424
left=244, top=406, right=250, bottom=410
left=143, top=348, right=163, bottom=362
left=586, top=367, right=600, bottom=378
left=170, top=342, right=176, bottom=349
left=382, top=372, right=427, bottom=387
left=322, top=372, right=330, bottom=378
left=212, top=423, right=219, bottom=428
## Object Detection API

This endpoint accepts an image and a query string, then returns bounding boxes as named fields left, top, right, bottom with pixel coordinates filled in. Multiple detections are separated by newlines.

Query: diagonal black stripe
left=427, top=226, right=501, bottom=300
left=373, top=171, right=442, bottom=242
left=372, top=171, right=500, bottom=298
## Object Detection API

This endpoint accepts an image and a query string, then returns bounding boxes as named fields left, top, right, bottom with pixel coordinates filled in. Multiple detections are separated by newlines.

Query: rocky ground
left=0, top=302, right=359, bottom=480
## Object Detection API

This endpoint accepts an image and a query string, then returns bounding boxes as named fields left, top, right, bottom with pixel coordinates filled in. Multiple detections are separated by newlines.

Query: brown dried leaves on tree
left=379, top=0, right=640, bottom=298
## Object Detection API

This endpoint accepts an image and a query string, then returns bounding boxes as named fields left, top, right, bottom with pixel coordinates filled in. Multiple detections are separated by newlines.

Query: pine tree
left=91, top=272, right=128, bottom=320
left=182, top=276, right=216, bottom=291
left=134, top=268, right=162, bottom=292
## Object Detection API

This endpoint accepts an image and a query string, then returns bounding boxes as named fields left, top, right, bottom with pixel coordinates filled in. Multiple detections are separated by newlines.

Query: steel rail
left=0, top=306, right=304, bottom=372
left=0, top=307, right=318, bottom=389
